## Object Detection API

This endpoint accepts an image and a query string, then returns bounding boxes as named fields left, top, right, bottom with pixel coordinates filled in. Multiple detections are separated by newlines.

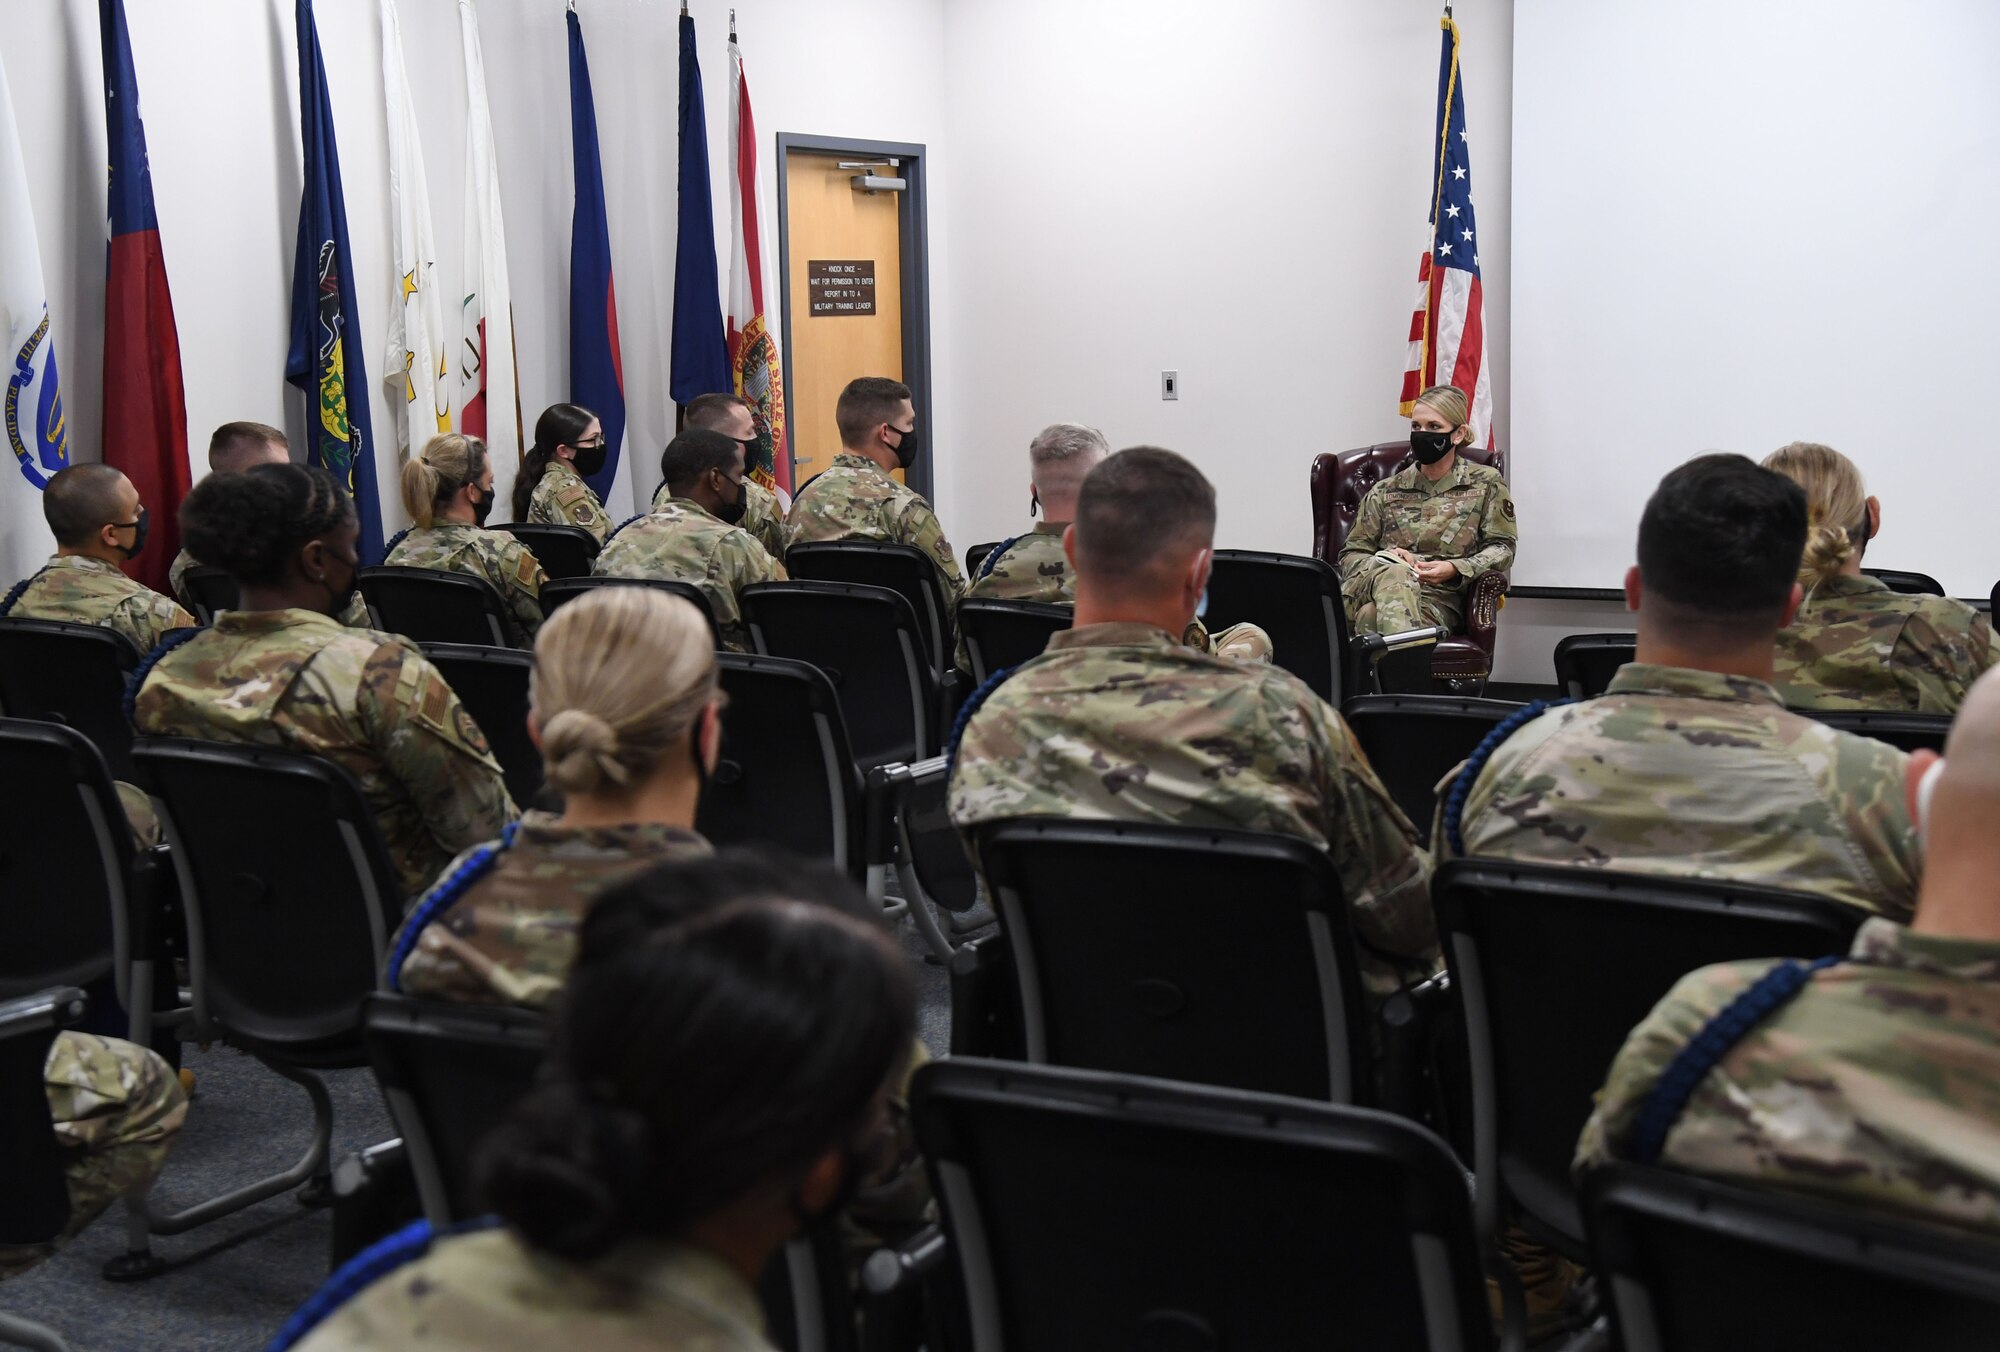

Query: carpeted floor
left=2, top=915, right=954, bottom=1352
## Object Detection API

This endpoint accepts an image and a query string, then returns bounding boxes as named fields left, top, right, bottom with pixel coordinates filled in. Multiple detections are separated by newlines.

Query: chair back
left=360, top=993, right=546, bottom=1224
left=1341, top=695, right=1521, bottom=831
left=0, top=617, right=143, bottom=779
left=912, top=1059, right=1491, bottom=1352
left=539, top=575, right=722, bottom=647
left=0, top=987, right=86, bottom=1251
left=784, top=541, right=951, bottom=679
left=1584, top=1165, right=2000, bottom=1351
left=0, top=720, right=131, bottom=1000
left=499, top=523, right=600, bottom=580
left=1202, top=550, right=1352, bottom=702
left=892, top=757, right=978, bottom=914
left=419, top=644, right=542, bottom=808
left=135, top=737, right=403, bottom=1064
left=1310, top=441, right=1508, bottom=565
left=180, top=565, right=240, bottom=625
left=972, top=819, right=1369, bottom=1103
left=1801, top=709, right=1951, bottom=755
left=1861, top=566, right=1945, bottom=597
left=965, top=541, right=1002, bottom=579
left=1553, top=632, right=1636, bottom=700
left=358, top=566, right=513, bottom=648
left=697, top=654, right=864, bottom=876
left=742, top=581, right=935, bottom=770
left=956, top=598, right=1071, bottom=683
left=1434, top=858, right=1862, bottom=1252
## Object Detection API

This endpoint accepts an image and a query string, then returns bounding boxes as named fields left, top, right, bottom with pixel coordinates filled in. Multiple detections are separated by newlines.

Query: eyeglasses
left=574, top=436, right=608, bottom=450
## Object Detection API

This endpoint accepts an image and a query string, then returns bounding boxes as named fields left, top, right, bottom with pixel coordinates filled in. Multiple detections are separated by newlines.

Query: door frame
left=774, top=133, right=934, bottom=499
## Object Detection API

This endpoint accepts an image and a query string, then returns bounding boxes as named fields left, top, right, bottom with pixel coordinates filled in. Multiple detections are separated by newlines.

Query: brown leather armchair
left=1310, top=441, right=1511, bottom=694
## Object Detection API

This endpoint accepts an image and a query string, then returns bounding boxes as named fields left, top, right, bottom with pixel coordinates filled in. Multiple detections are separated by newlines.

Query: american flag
left=1400, top=14, right=1493, bottom=448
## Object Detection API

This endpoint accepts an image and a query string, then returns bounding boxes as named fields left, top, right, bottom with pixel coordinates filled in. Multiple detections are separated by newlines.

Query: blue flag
left=671, top=12, right=729, bottom=406
left=285, top=0, right=381, bottom=562
left=568, top=9, right=625, bottom=501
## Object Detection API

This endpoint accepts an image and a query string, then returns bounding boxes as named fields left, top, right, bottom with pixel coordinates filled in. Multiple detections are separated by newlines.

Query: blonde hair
left=1413, top=385, right=1472, bottom=445
left=530, top=587, right=718, bottom=797
left=399, top=433, right=489, bottom=527
left=1761, top=441, right=1868, bottom=588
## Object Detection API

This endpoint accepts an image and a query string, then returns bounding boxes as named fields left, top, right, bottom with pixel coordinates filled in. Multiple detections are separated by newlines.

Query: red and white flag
left=725, top=16, right=789, bottom=497
left=1400, top=14, right=1493, bottom=447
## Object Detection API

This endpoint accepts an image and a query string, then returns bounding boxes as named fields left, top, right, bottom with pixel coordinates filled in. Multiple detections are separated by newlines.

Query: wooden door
left=783, top=152, right=905, bottom=485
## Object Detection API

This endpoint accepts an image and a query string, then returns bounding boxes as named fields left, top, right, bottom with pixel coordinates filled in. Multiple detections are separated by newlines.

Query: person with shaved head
left=170, top=421, right=290, bottom=612
left=0, top=462, right=193, bottom=651
left=1577, top=664, right=2000, bottom=1236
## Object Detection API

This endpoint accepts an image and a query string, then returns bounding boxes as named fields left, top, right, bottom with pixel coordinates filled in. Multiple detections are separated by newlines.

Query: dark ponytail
left=512, top=403, right=597, bottom=521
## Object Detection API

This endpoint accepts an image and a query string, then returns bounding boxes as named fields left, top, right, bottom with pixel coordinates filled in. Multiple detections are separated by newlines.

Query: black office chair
left=1861, top=566, right=1945, bottom=597
left=539, top=575, right=722, bottom=648
left=113, top=737, right=406, bottom=1278
left=956, top=598, right=1071, bottom=683
left=358, top=566, right=515, bottom=648
left=1206, top=549, right=1353, bottom=703
left=1583, top=1165, right=2000, bottom=1351
left=419, top=644, right=542, bottom=808
left=1552, top=632, right=1635, bottom=700
left=1801, top=708, right=1952, bottom=755
left=499, top=523, right=600, bottom=580
left=696, top=654, right=866, bottom=880
left=785, top=542, right=952, bottom=681
left=0, top=985, right=87, bottom=1351
left=1341, top=694, right=1522, bottom=832
left=742, top=581, right=936, bottom=771
left=179, top=565, right=239, bottom=625
left=899, top=1059, right=1493, bottom=1352
left=865, top=757, right=982, bottom=963
left=1989, top=578, right=1998, bottom=618
left=0, top=617, right=144, bottom=779
left=965, top=541, right=1002, bottom=579
left=970, top=819, right=1371, bottom=1104
left=1433, top=858, right=1862, bottom=1342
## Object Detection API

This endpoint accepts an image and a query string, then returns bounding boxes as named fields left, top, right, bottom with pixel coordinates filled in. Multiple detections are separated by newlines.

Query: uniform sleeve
left=894, top=496, right=966, bottom=600
left=359, top=645, right=518, bottom=866
left=1338, top=485, right=1387, bottom=583
left=504, top=544, right=548, bottom=640
left=1309, top=700, right=1438, bottom=970
left=747, top=491, right=788, bottom=562
left=1896, top=606, right=1995, bottom=714
left=339, top=592, right=373, bottom=629
left=554, top=480, right=610, bottom=543
left=118, top=593, right=198, bottom=652
left=1446, top=476, right=1518, bottom=582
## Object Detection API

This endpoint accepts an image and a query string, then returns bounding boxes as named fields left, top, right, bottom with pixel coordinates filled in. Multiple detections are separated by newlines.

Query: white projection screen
left=1510, top=0, right=2000, bottom=596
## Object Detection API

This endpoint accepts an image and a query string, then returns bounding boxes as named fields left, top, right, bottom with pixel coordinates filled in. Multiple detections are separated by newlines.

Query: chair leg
left=895, top=861, right=957, bottom=965
left=105, top=1060, right=334, bottom=1281
left=0, top=1311, right=74, bottom=1352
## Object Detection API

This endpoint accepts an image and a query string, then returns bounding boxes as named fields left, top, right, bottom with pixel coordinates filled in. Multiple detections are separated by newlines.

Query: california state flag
left=726, top=18, right=787, bottom=497
left=380, top=0, right=449, bottom=463
left=457, top=0, right=521, bottom=511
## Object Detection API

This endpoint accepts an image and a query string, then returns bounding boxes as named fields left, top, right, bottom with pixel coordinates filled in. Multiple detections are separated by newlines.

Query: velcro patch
left=515, top=550, right=541, bottom=587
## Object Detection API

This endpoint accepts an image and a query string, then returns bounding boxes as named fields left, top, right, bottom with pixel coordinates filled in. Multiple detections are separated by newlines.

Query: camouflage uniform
left=948, top=621, right=1437, bottom=1001
left=1441, top=663, right=1921, bottom=920
left=1773, top=573, right=1998, bottom=714
left=5, top=554, right=194, bottom=653
left=290, top=1231, right=771, bottom=1351
left=950, top=523, right=1073, bottom=672
left=0, top=1031, right=188, bottom=1280
left=1338, top=457, right=1516, bottom=634
left=384, top=523, right=547, bottom=647
left=655, top=476, right=786, bottom=565
left=596, top=500, right=787, bottom=652
left=1576, top=917, right=2000, bottom=1237
left=131, top=608, right=517, bottom=898
left=170, top=546, right=371, bottom=628
left=527, top=458, right=610, bottom=544
left=785, top=453, right=965, bottom=603
left=392, top=815, right=713, bottom=1007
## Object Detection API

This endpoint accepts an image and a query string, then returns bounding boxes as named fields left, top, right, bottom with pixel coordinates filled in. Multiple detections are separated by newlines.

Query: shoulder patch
left=513, top=549, right=541, bottom=589
left=1501, top=498, right=1515, bottom=521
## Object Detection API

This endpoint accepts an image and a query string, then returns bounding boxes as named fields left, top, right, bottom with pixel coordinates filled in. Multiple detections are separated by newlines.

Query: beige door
left=783, top=152, right=905, bottom=485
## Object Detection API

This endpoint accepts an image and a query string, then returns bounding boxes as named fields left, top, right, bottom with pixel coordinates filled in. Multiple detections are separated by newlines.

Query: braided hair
left=512, top=403, right=597, bottom=521
left=179, top=463, right=352, bottom=585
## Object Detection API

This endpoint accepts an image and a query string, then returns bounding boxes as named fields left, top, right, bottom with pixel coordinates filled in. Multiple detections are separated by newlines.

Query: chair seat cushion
left=1431, top=638, right=1492, bottom=679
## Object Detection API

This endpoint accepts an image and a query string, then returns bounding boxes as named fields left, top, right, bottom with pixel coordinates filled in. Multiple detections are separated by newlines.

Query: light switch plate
left=1162, top=370, right=1178, bottom=400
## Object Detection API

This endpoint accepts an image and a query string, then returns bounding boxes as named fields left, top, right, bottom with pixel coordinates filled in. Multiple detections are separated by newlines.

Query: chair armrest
left=1377, top=970, right=1455, bottom=1122
left=948, top=931, right=1023, bottom=1058
left=861, top=1222, right=948, bottom=1298
left=1463, top=569, right=1510, bottom=657
left=864, top=763, right=914, bottom=870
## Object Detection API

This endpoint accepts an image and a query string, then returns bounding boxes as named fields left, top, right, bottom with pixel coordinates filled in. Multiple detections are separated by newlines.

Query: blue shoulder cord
left=382, top=527, right=413, bottom=556
left=975, top=534, right=1022, bottom=583
left=0, top=565, right=52, bottom=617
left=263, top=1215, right=503, bottom=1352
left=605, top=512, right=647, bottom=544
left=123, top=626, right=207, bottom=726
left=1629, top=955, right=1846, bottom=1165
left=1442, top=698, right=1574, bottom=856
left=945, top=664, right=1017, bottom=779
left=384, top=821, right=520, bottom=992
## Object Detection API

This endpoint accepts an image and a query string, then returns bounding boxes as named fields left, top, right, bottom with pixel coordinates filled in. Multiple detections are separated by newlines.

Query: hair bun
left=542, top=708, right=629, bottom=794
left=477, top=1083, right=646, bottom=1260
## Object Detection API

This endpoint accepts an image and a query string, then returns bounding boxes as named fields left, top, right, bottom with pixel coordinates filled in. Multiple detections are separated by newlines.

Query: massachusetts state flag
left=1399, top=14, right=1493, bottom=449
left=287, top=0, right=382, bottom=561
left=567, top=8, right=625, bottom=504
left=726, top=18, right=788, bottom=495
left=0, top=45, right=65, bottom=586
left=100, top=0, right=191, bottom=593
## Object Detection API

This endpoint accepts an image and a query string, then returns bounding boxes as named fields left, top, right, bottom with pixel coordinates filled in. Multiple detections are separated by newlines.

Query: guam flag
left=0, top=45, right=66, bottom=586
left=567, top=9, right=624, bottom=503
left=287, top=0, right=382, bottom=561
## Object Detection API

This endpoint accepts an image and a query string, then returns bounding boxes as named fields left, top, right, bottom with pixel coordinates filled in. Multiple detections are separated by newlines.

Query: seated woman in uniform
left=511, top=403, right=611, bottom=543
left=278, top=854, right=917, bottom=1352
left=1337, top=383, right=1517, bottom=637
left=130, top=463, right=516, bottom=900
left=1763, top=441, right=1995, bottom=713
left=385, top=432, right=548, bottom=646
left=387, top=585, right=719, bottom=1007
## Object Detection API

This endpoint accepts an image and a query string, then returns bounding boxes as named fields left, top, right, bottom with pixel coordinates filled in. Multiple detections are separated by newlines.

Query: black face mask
left=714, top=477, right=747, bottom=526
left=890, top=426, right=920, bottom=471
left=318, top=552, right=360, bottom=617
left=1409, top=428, right=1456, bottom=466
left=111, top=506, right=149, bottom=559
left=470, top=486, right=495, bottom=526
left=571, top=443, right=608, bottom=479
